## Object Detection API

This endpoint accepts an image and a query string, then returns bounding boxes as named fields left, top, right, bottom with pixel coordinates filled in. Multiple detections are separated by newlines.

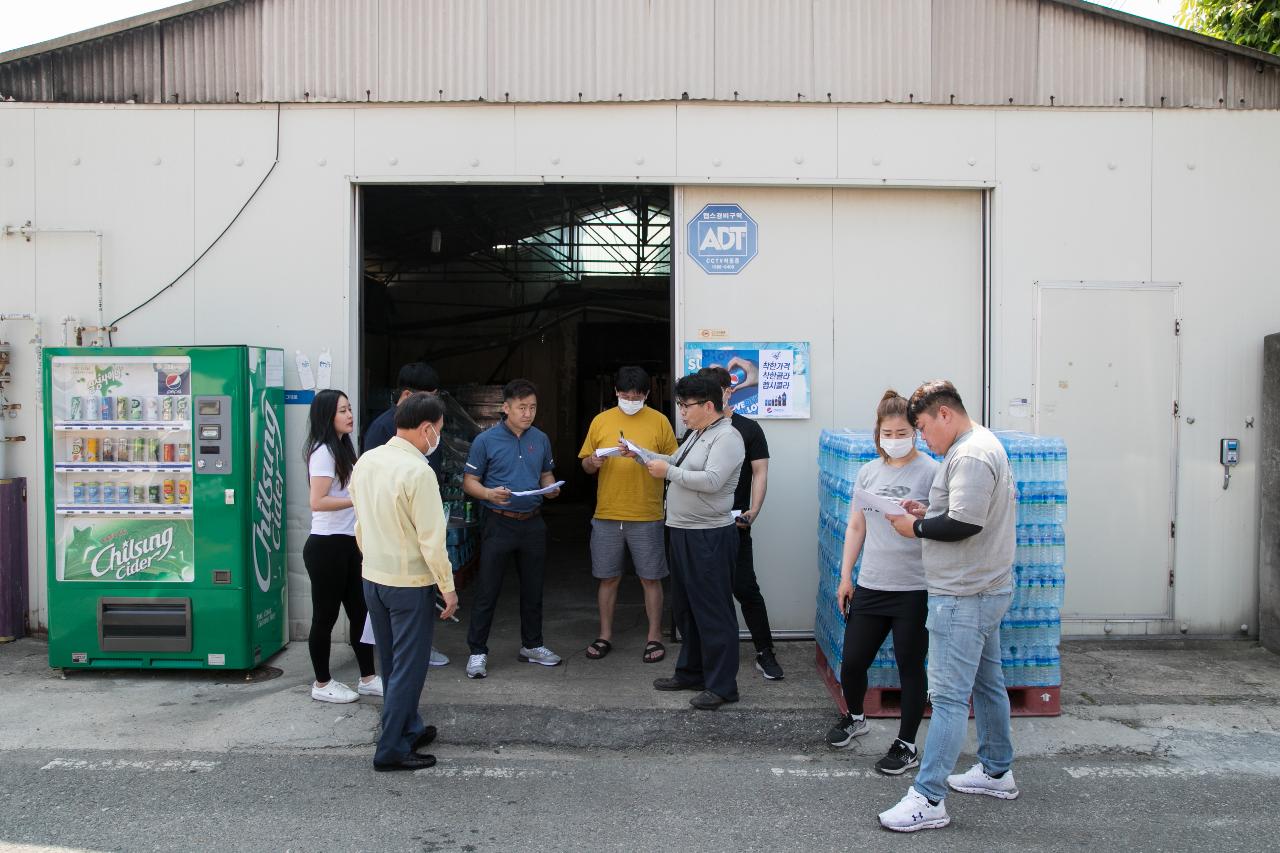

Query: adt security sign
left=687, top=203, right=758, bottom=275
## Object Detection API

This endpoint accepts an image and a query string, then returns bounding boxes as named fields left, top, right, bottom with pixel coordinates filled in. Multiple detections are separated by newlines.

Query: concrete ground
left=3, top=503, right=1280, bottom=850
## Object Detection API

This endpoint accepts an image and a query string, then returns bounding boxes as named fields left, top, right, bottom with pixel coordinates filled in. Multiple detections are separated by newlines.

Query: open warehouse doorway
left=359, top=183, right=674, bottom=581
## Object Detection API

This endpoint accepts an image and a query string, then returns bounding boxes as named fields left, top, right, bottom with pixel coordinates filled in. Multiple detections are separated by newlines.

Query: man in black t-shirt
left=361, top=362, right=444, bottom=480
left=698, top=367, right=784, bottom=680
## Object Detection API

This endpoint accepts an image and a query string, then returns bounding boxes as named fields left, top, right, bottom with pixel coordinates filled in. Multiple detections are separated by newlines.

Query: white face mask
left=617, top=397, right=645, bottom=416
left=880, top=437, right=915, bottom=459
left=424, top=426, right=440, bottom=457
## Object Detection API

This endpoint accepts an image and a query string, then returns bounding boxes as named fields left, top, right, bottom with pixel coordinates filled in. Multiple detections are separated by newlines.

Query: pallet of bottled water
left=815, top=429, right=1066, bottom=690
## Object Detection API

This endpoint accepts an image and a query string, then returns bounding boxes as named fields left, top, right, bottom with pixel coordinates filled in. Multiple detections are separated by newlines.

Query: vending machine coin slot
left=194, top=395, right=232, bottom=476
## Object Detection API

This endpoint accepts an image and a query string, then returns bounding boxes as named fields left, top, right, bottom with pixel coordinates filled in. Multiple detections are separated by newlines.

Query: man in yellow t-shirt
left=578, top=366, right=678, bottom=663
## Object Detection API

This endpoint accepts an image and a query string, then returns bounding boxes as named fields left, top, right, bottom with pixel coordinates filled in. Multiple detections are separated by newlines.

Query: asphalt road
left=1, top=745, right=1273, bottom=853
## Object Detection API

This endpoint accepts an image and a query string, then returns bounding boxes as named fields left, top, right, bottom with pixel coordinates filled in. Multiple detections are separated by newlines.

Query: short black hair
left=614, top=365, right=651, bottom=395
left=675, top=374, right=724, bottom=413
left=396, top=362, right=440, bottom=397
left=503, top=378, right=538, bottom=401
left=697, top=365, right=732, bottom=391
left=907, top=380, right=967, bottom=428
left=394, top=392, right=446, bottom=430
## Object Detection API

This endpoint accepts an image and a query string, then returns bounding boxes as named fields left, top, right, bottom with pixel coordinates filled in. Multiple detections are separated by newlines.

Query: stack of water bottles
left=815, top=429, right=1067, bottom=693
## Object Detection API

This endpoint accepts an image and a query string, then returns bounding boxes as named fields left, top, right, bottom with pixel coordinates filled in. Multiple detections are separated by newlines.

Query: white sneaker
left=311, top=680, right=359, bottom=704
left=356, top=675, right=383, bottom=697
left=430, top=648, right=450, bottom=667
left=878, top=787, right=950, bottom=833
left=518, top=645, right=562, bottom=667
left=466, top=654, right=488, bottom=679
left=947, top=763, right=1020, bottom=799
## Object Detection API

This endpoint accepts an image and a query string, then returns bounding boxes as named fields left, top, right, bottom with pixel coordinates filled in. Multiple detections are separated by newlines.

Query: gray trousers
left=363, top=580, right=436, bottom=766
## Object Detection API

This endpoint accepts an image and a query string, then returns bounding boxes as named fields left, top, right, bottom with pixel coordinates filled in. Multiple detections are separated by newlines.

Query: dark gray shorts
left=589, top=518, right=669, bottom=580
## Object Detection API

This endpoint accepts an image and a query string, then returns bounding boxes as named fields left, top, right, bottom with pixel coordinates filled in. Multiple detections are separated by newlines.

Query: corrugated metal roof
left=1, top=0, right=1277, bottom=108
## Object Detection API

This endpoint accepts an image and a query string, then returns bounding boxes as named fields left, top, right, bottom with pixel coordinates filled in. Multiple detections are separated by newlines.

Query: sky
left=0, top=0, right=1185, bottom=55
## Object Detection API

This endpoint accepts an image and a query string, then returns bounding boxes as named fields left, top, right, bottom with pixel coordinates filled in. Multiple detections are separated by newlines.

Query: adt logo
left=687, top=203, right=758, bottom=275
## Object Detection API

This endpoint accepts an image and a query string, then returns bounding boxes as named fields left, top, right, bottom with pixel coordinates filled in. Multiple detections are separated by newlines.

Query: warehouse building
left=2, top=0, right=1279, bottom=642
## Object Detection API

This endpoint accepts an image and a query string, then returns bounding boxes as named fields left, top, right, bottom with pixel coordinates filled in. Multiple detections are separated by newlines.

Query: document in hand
left=622, top=438, right=661, bottom=464
left=511, top=480, right=566, bottom=497
left=854, top=487, right=910, bottom=517
left=594, top=446, right=623, bottom=458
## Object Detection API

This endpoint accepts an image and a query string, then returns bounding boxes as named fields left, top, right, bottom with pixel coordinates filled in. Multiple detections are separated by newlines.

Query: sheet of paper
left=854, top=487, right=911, bottom=517
left=594, top=446, right=622, bottom=458
left=511, top=480, right=565, bottom=497
left=360, top=614, right=374, bottom=646
left=622, top=438, right=661, bottom=464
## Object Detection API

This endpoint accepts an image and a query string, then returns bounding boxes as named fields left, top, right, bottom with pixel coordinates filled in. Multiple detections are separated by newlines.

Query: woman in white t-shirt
left=824, top=390, right=938, bottom=775
left=303, top=390, right=380, bottom=704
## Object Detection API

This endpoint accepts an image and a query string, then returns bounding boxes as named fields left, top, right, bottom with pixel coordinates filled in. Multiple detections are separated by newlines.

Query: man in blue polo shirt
left=462, top=378, right=562, bottom=679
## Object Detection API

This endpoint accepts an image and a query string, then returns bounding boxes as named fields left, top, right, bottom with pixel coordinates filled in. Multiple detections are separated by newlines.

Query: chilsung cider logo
left=252, top=390, right=284, bottom=593
left=90, top=526, right=175, bottom=580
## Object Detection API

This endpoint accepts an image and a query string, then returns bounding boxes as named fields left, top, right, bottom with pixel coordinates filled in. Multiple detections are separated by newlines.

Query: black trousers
left=839, top=588, right=929, bottom=744
left=733, top=527, right=775, bottom=653
left=669, top=524, right=740, bottom=700
left=302, top=533, right=375, bottom=682
left=467, top=513, right=547, bottom=655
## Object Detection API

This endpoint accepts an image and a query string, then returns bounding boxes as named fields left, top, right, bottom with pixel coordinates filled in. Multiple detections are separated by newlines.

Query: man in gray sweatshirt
left=632, top=373, right=746, bottom=710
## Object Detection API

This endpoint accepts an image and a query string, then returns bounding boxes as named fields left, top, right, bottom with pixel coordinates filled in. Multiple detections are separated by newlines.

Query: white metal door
left=1035, top=284, right=1180, bottom=619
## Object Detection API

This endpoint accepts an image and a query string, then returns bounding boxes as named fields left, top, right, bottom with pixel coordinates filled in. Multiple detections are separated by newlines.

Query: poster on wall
left=682, top=342, right=810, bottom=419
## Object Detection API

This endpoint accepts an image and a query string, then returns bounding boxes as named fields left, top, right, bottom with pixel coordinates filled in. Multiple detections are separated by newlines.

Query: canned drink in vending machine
left=116, top=396, right=130, bottom=420
left=86, top=482, right=100, bottom=504
left=178, top=479, right=191, bottom=505
left=145, top=437, right=160, bottom=462
left=117, top=484, right=131, bottom=504
left=162, top=442, right=176, bottom=463
left=116, top=437, right=130, bottom=463
left=132, top=437, right=146, bottom=462
left=101, top=396, right=115, bottom=420
left=101, top=437, right=115, bottom=463
left=69, top=437, right=84, bottom=463
left=162, top=479, right=176, bottom=504
left=177, top=443, right=191, bottom=463
left=101, top=483, right=116, bottom=505
left=129, top=396, right=144, bottom=420
left=69, top=395, right=83, bottom=421
left=144, top=396, right=160, bottom=421
left=161, top=396, right=175, bottom=421
left=132, top=485, right=146, bottom=504
left=176, top=396, right=190, bottom=421
left=148, top=484, right=161, bottom=505
left=85, top=437, right=99, bottom=463
left=72, top=482, right=85, bottom=504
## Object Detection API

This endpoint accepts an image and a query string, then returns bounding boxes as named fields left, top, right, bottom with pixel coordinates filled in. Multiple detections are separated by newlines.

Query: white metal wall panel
left=713, top=0, right=814, bottom=102
left=261, top=0, right=378, bottom=102
left=932, top=0, right=1039, bottom=106
left=352, top=106, right=517, bottom=176
left=490, top=0, right=597, bottom=103
left=163, top=0, right=262, bottom=104
left=676, top=105, right=837, bottom=179
left=1226, top=55, right=1280, bottom=109
left=378, top=0, right=487, bottom=102
left=1146, top=32, right=1225, bottom=109
left=836, top=106, right=996, bottom=182
left=592, top=0, right=714, bottom=102
left=513, top=104, right=677, bottom=177
left=1037, top=2, right=1147, bottom=106
left=814, top=0, right=931, bottom=104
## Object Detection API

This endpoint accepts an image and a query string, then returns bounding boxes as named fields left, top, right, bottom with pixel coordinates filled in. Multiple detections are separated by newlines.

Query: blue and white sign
left=686, top=203, right=758, bottom=275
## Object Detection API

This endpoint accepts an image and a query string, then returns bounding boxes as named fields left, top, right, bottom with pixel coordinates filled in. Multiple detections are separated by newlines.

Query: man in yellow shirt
left=350, top=393, right=458, bottom=772
left=578, top=366, right=678, bottom=662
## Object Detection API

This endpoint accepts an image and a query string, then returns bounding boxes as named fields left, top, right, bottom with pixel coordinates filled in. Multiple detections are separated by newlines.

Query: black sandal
left=585, top=638, right=612, bottom=660
left=643, top=641, right=666, bottom=663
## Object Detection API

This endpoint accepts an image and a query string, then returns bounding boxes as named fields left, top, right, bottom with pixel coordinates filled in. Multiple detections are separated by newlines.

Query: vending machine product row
left=43, top=346, right=288, bottom=670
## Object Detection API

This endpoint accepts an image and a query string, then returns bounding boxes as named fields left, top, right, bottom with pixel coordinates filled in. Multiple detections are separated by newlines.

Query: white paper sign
left=854, top=487, right=911, bottom=517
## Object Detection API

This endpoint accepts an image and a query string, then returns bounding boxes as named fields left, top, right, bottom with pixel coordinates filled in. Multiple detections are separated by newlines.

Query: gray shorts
left=590, top=519, right=669, bottom=580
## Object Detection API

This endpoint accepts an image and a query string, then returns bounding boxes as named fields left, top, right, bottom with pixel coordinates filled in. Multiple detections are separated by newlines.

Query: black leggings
left=840, top=591, right=928, bottom=744
left=303, top=533, right=375, bottom=682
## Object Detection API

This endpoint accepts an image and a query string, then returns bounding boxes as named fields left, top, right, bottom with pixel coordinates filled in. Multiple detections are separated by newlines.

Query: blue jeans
left=913, top=589, right=1014, bottom=803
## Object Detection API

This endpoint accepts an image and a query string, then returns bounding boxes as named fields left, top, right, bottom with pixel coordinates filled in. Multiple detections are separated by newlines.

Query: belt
left=489, top=507, right=540, bottom=521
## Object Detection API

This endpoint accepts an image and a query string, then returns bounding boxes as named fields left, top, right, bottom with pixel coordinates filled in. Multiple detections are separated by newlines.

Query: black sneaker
left=875, top=739, right=920, bottom=776
left=755, top=649, right=784, bottom=680
left=825, top=714, right=869, bottom=747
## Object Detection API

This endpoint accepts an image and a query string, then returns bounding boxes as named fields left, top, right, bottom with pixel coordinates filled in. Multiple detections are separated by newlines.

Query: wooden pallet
left=815, top=646, right=1061, bottom=718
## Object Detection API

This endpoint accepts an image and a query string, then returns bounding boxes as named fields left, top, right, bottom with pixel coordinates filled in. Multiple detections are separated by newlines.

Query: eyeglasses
left=676, top=400, right=709, bottom=411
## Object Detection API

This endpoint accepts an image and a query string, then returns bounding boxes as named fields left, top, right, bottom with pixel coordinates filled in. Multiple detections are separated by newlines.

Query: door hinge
left=1170, top=520, right=1176, bottom=538
left=1174, top=319, right=1181, bottom=336
left=1169, top=568, right=1175, bottom=587
left=1173, top=400, right=1180, bottom=417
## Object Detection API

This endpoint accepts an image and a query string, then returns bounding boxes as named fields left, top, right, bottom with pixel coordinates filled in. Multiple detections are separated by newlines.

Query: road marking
left=422, top=765, right=551, bottom=779
left=1065, top=761, right=1280, bottom=779
left=770, top=767, right=882, bottom=779
left=41, top=758, right=219, bottom=772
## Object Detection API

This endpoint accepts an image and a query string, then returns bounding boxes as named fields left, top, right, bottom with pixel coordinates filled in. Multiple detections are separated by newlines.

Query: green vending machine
left=43, top=345, right=288, bottom=670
